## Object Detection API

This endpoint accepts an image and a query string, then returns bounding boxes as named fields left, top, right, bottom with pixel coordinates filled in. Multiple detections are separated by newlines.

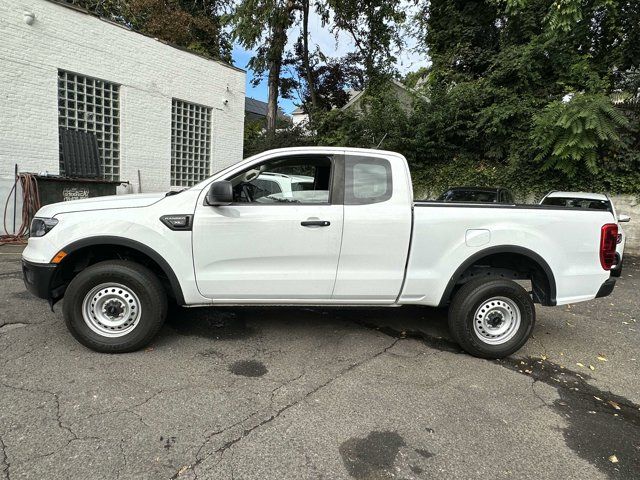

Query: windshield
left=541, top=197, right=612, bottom=212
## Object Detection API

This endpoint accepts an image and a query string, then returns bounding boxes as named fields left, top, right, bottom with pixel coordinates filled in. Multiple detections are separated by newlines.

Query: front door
left=192, top=153, right=343, bottom=301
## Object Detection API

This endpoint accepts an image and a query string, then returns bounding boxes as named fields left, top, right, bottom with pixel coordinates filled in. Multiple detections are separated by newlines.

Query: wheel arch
left=51, top=236, right=185, bottom=305
left=438, top=245, right=557, bottom=307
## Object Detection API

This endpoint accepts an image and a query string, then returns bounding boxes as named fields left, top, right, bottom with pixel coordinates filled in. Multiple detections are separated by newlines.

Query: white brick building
left=0, top=0, right=245, bottom=200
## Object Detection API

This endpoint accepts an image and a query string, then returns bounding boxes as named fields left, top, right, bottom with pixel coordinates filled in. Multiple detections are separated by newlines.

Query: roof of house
left=341, top=79, right=412, bottom=110
left=245, top=97, right=289, bottom=120
left=45, top=0, right=244, bottom=73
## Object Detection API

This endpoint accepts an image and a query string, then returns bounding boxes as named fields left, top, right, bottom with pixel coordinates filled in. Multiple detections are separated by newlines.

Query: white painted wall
left=0, top=0, right=245, bottom=201
left=611, top=195, right=639, bottom=256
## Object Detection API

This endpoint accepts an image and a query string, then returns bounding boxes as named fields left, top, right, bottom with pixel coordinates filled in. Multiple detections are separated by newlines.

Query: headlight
left=31, top=217, right=58, bottom=237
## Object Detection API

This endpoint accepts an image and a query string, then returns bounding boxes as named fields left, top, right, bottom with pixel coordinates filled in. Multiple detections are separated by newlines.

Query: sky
left=232, top=5, right=429, bottom=116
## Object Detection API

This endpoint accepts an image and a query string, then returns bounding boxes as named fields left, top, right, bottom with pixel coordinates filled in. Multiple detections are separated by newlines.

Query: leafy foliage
left=64, top=0, right=233, bottom=61
left=327, top=0, right=406, bottom=78
left=406, top=0, right=640, bottom=196
left=532, top=94, right=629, bottom=176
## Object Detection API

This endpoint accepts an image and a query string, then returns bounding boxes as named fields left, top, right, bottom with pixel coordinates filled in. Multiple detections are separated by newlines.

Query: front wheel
left=448, top=278, right=535, bottom=359
left=63, top=260, right=168, bottom=353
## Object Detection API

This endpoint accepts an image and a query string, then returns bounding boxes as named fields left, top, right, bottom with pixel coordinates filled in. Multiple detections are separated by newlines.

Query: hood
left=36, top=193, right=165, bottom=217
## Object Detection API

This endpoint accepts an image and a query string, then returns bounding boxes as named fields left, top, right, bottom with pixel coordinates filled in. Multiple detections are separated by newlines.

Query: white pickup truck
left=22, top=147, right=619, bottom=358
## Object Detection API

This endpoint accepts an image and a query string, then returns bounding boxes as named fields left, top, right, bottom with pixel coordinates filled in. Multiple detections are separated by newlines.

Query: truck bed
left=401, top=201, right=615, bottom=306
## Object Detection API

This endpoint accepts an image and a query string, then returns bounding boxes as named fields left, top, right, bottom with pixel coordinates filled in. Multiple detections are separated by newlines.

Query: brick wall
left=0, top=0, right=245, bottom=195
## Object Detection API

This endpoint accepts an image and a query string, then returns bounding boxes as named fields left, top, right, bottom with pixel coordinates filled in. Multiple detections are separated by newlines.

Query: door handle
left=301, top=220, right=330, bottom=227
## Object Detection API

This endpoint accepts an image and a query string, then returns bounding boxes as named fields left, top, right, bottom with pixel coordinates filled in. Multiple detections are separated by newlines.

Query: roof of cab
left=251, top=147, right=408, bottom=162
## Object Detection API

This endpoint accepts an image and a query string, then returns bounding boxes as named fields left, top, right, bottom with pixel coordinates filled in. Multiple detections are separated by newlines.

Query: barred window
left=57, top=70, right=120, bottom=180
left=171, top=99, right=212, bottom=187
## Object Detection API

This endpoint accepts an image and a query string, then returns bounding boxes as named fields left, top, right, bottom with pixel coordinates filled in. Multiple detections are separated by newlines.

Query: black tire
left=448, top=278, right=535, bottom=359
left=63, top=260, right=167, bottom=353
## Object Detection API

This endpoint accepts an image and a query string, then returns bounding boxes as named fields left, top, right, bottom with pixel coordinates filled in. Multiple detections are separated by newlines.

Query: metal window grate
left=171, top=99, right=212, bottom=187
left=57, top=70, right=120, bottom=180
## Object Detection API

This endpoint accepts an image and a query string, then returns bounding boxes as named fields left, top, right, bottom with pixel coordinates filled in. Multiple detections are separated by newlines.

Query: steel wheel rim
left=82, top=283, right=142, bottom=338
left=473, top=296, right=521, bottom=345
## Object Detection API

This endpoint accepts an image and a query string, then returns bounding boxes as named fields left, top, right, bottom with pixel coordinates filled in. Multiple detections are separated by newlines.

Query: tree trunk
left=302, top=0, right=318, bottom=117
left=266, top=0, right=295, bottom=136
left=266, top=59, right=281, bottom=135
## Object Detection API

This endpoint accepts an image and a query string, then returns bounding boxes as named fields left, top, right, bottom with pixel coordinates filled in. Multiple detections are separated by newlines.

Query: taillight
left=600, top=224, right=618, bottom=270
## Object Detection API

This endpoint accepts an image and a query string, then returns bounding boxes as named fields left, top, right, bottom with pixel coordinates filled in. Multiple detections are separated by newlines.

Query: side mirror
left=618, top=214, right=631, bottom=223
left=206, top=181, right=233, bottom=206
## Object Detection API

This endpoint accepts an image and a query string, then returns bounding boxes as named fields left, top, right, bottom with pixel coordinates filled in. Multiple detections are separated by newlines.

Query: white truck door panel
left=332, top=154, right=413, bottom=302
left=193, top=204, right=343, bottom=300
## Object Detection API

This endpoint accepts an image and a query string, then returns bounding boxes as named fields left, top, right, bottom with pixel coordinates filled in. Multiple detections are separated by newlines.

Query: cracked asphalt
left=1, top=243, right=639, bottom=480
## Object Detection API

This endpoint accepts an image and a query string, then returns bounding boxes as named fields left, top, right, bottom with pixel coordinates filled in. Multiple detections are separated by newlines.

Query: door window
left=227, top=156, right=332, bottom=204
left=345, top=156, right=392, bottom=205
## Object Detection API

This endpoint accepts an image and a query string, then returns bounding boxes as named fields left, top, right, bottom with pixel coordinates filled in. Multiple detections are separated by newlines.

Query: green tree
left=410, top=0, right=639, bottom=194
left=64, top=0, right=233, bottom=61
left=328, top=0, right=406, bottom=80
left=531, top=93, right=629, bottom=176
left=231, top=0, right=301, bottom=135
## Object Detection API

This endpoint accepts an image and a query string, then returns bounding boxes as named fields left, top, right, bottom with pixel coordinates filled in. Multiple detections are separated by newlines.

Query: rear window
left=345, top=156, right=393, bottom=205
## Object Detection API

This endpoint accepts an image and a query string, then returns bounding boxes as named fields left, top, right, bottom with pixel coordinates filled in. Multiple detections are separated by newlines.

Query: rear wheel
left=448, top=278, right=535, bottom=359
left=63, top=260, right=167, bottom=353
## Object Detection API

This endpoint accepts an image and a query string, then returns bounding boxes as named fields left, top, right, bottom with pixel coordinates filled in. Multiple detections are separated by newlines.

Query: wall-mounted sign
left=62, top=187, right=90, bottom=202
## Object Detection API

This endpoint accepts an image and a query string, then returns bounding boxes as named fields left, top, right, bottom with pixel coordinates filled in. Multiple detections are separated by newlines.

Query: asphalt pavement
left=0, top=244, right=638, bottom=479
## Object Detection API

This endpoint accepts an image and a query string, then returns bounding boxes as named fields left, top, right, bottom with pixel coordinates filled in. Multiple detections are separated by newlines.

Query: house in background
left=341, top=80, right=417, bottom=114
left=291, top=80, right=420, bottom=127
left=291, top=106, right=308, bottom=127
left=0, top=0, right=245, bottom=214
left=245, top=97, right=291, bottom=126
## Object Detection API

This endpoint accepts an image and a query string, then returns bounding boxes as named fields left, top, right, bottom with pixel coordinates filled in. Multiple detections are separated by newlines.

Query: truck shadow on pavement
left=162, top=303, right=640, bottom=479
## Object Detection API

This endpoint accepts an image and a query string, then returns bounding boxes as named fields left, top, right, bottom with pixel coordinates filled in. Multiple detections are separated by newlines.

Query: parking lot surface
left=1, top=244, right=639, bottom=479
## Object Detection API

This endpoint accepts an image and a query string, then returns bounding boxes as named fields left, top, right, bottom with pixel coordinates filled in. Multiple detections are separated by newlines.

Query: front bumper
left=22, top=259, right=57, bottom=300
left=595, top=277, right=616, bottom=299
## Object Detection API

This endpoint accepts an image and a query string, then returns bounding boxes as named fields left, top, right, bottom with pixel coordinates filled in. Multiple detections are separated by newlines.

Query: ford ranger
left=22, top=147, right=619, bottom=358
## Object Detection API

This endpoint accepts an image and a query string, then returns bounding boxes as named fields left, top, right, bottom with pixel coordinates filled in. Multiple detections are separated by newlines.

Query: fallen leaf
left=576, top=362, right=584, bottom=367
left=597, top=356, right=608, bottom=362
left=589, top=365, right=595, bottom=371
left=609, top=455, right=618, bottom=463
left=608, top=400, right=621, bottom=410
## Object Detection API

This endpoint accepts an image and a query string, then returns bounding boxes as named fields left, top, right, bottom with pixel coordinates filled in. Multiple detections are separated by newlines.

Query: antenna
left=374, top=133, right=388, bottom=149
